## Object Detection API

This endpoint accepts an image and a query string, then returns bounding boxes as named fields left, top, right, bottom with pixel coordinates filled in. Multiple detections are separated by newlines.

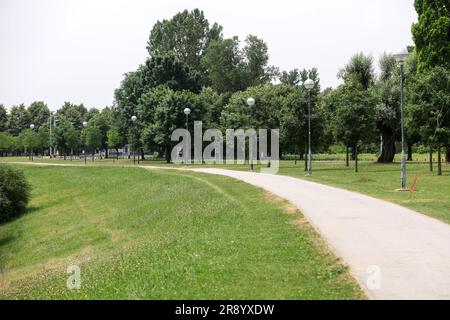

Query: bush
left=0, top=165, right=31, bottom=223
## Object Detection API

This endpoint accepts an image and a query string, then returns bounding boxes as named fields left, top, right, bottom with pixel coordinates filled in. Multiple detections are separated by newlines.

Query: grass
left=0, top=164, right=364, bottom=299
left=3, top=154, right=449, bottom=224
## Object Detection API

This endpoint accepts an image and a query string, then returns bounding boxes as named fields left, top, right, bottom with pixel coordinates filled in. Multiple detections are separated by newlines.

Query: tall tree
left=408, top=66, right=450, bottom=175
left=373, top=53, right=401, bottom=163
left=338, top=52, right=375, bottom=90
left=57, top=102, right=88, bottom=129
left=28, top=101, right=50, bottom=128
left=147, top=8, right=223, bottom=82
left=8, top=104, right=30, bottom=135
left=412, top=0, right=450, bottom=72
left=333, top=87, right=377, bottom=172
left=0, top=104, right=7, bottom=132
left=201, top=35, right=275, bottom=93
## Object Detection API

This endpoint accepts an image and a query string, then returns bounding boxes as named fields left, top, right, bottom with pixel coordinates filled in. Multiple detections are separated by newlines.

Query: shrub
left=0, top=165, right=31, bottom=223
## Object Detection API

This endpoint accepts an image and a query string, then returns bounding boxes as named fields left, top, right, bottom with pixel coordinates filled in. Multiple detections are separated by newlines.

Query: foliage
left=28, top=101, right=50, bottom=128
left=147, top=8, right=223, bottom=82
left=337, top=52, right=375, bottom=90
left=412, top=0, right=450, bottom=72
left=7, top=104, right=30, bottom=135
left=0, top=104, right=8, bottom=132
left=0, top=165, right=30, bottom=223
left=407, top=66, right=450, bottom=146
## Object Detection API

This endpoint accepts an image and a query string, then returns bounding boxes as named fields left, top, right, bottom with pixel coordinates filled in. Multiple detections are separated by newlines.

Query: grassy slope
left=0, top=165, right=363, bottom=299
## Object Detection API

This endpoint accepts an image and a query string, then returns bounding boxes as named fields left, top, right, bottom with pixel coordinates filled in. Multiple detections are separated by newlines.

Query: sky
left=0, top=0, right=417, bottom=111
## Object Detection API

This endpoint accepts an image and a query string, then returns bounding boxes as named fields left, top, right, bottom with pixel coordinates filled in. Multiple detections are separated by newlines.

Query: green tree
left=140, top=86, right=207, bottom=162
left=107, top=126, right=121, bottom=159
left=408, top=66, right=450, bottom=175
left=0, top=132, right=13, bottom=156
left=372, top=53, right=401, bottom=163
left=0, top=104, right=7, bottom=132
left=201, top=35, right=275, bottom=93
left=8, top=104, right=30, bottom=135
left=147, top=8, right=223, bottom=81
left=56, top=102, right=88, bottom=129
left=333, top=87, right=377, bottom=172
left=412, top=0, right=450, bottom=72
left=28, top=101, right=50, bottom=128
left=84, top=124, right=102, bottom=161
left=64, top=126, right=80, bottom=160
left=338, top=52, right=375, bottom=90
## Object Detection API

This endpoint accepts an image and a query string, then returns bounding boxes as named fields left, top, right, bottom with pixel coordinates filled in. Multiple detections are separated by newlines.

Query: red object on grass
left=409, top=177, right=418, bottom=193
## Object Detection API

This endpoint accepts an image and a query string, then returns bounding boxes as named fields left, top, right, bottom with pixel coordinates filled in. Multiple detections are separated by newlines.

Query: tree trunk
left=407, top=142, right=413, bottom=161
left=351, top=145, right=356, bottom=161
left=346, top=146, right=349, bottom=167
left=141, top=148, right=145, bottom=161
left=165, top=147, right=171, bottom=163
left=377, top=128, right=396, bottom=163
left=355, top=144, right=358, bottom=173
left=429, top=145, right=433, bottom=172
left=446, top=146, right=450, bottom=163
left=116, top=148, right=119, bottom=160
left=105, top=148, right=109, bottom=159
left=437, top=144, right=442, bottom=176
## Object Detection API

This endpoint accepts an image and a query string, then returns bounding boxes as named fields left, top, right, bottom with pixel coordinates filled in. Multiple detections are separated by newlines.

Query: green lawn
left=0, top=165, right=363, bottom=299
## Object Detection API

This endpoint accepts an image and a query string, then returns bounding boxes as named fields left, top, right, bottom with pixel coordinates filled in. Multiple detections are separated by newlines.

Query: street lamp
left=82, top=121, right=88, bottom=164
left=393, top=47, right=409, bottom=190
left=303, top=78, right=315, bottom=176
left=29, top=124, right=35, bottom=161
left=246, top=97, right=255, bottom=171
left=183, top=108, right=191, bottom=165
left=131, top=115, right=138, bottom=164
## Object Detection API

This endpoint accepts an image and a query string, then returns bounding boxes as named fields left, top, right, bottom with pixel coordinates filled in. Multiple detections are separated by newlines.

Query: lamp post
left=393, top=47, right=409, bottom=190
left=183, top=108, right=191, bottom=165
left=29, top=124, right=35, bottom=161
left=246, top=97, right=255, bottom=171
left=82, top=121, right=88, bottom=164
left=131, top=115, right=137, bottom=164
left=304, top=78, right=315, bottom=176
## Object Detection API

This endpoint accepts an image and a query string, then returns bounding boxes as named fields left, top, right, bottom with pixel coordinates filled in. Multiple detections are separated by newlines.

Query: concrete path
left=187, top=168, right=450, bottom=300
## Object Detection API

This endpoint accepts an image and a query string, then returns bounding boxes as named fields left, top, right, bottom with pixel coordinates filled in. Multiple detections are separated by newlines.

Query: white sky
left=0, top=0, right=417, bottom=111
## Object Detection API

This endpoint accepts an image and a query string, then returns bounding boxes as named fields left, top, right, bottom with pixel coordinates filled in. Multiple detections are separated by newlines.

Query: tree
left=28, top=101, right=50, bottom=128
left=107, top=126, right=121, bottom=159
left=372, top=53, right=401, bottom=163
left=0, top=104, right=7, bottom=132
left=201, top=37, right=247, bottom=93
left=147, top=8, right=223, bottom=81
left=18, top=129, right=39, bottom=159
left=89, top=108, right=112, bottom=158
left=333, top=87, right=377, bottom=172
left=338, top=52, right=375, bottom=90
left=201, top=35, right=275, bottom=94
left=56, top=102, right=88, bottom=129
left=143, top=55, right=201, bottom=93
left=139, top=86, right=207, bottom=162
left=84, top=124, right=102, bottom=161
left=243, top=35, right=276, bottom=86
left=279, top=69, right=301, bottom=86
left=412, top=0, right=450, bottom=72
left=408, top=66, right=450, bottom=175
left=8, top=104, right=30, bottom=135
left=64, top=126, right=80, bottom=160
left=0, top=132, right=13, bottom=156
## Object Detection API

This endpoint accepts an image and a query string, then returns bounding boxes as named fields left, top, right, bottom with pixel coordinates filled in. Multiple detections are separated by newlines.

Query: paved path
left=186, top=168, right=450, bottom=300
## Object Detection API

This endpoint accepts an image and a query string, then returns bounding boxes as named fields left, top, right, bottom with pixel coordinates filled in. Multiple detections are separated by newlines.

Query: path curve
left=187, top=168, right=450, bottom=300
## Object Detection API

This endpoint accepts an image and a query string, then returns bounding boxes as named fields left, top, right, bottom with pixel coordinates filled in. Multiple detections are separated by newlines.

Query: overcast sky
left=0, top=0, right=417, bottom=111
